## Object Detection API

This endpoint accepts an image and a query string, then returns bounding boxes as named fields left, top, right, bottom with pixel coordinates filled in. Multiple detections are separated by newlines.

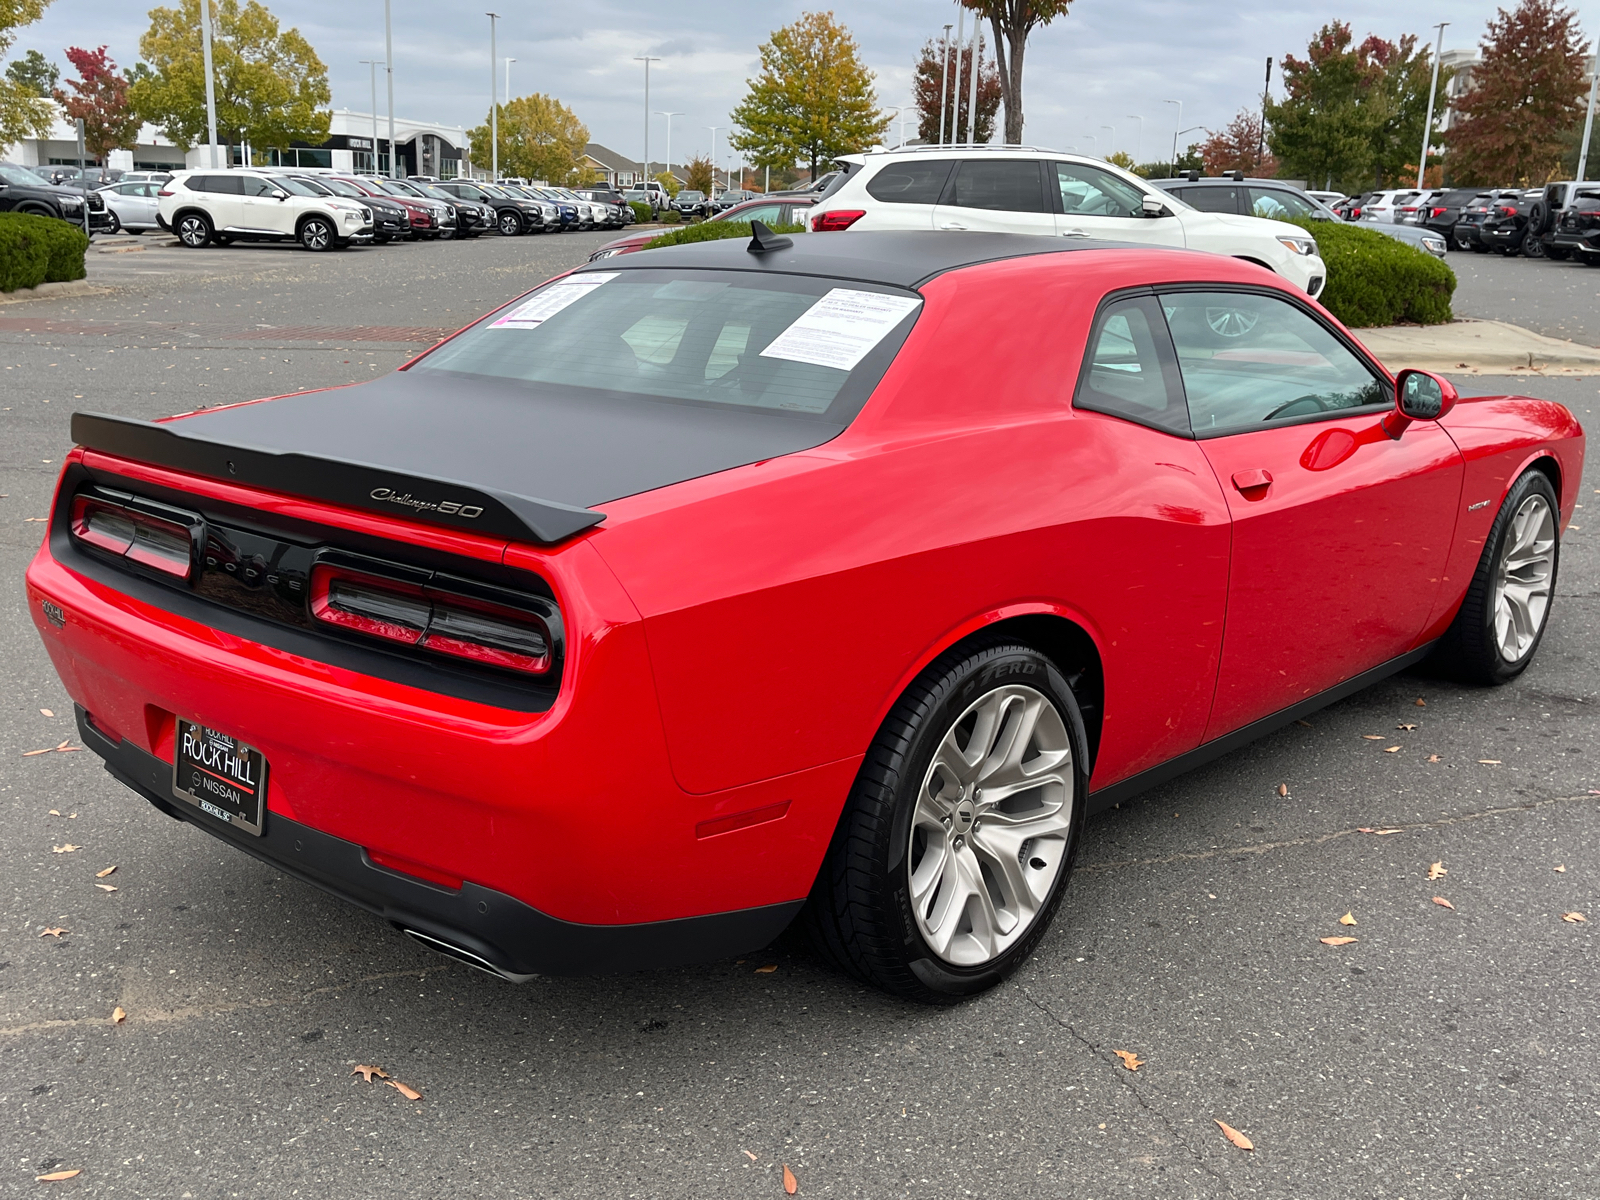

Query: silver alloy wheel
left=1493, top=492, right=1557, bottom=661
left=908, top=684, right=1074, bottom=967
left=499, top=212, right=520, bottom=235
left=300, top=218, right=332, bottom=251
left=176, top=214, right=209, bottom=247
left=1206, top=306, right=1260, bottom=338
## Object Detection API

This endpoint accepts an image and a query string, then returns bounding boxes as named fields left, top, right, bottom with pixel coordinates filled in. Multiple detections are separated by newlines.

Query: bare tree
left=962, top=0, right=1073, bottom=144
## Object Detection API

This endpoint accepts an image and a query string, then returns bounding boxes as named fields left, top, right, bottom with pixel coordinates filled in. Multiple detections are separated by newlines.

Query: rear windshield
left=410, top=268, right=923, bottom=422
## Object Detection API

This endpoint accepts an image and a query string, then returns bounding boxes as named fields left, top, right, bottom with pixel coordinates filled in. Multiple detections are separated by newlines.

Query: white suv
left=808, top=148, right=1327, bottom=298
left=158, top=169, right=374, bottom=251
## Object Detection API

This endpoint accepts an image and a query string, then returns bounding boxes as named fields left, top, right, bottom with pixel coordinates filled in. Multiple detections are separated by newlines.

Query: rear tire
left=1431, top=469, right=1560, bottom=685
left=804, top=638, right=1089, bottom=1004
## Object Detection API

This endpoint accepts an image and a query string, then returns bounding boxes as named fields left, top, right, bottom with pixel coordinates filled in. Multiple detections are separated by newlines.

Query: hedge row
left=1288, top=217, right=1455, bottom=327
left=644, top=220, right=804, bottom=250
left=627, top=200, right=654, bottom=224
left=0, top=212, right=89, bottom=292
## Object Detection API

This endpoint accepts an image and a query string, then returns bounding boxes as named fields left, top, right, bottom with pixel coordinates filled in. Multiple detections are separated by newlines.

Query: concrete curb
left=0, top=279, right=116, bottom=306
left=1357, top=318, right=1600, bottom=376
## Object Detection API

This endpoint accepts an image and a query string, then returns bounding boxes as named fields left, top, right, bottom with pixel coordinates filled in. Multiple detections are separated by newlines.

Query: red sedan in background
left=587, top=194, right=818, bottom=261
left=328, top=176, right=449, bottom=239
left=28, top=231, right=1583, bottom=1003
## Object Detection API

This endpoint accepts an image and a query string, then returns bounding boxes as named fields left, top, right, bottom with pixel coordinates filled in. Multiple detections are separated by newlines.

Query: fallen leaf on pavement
left=35, top=1170, right=81, bottom=1181
left=754, top=964, right=778, bottom=974
left=95, top=883, right=117, bottom=892
left=52, top=844, right=81, bottom=853
left=1357, top=827, right=1374, bottom=833
left=41, top=708, right=55, bottom=717
left=39, top=927, right=68, bottom=938
left=23, top=748, right=53, bottom=756
left=1362, top=734, right=1385, bottom=740
left=386, top=1079, right=422, bottom=1100
left=1384, top=746, right=1401, bottom=753
left=96, top=866, right=116, bottom=878
left=1214, top=1120, right=1254, bottom=1151
left=1428, top=862, right=1447, bottom=880
left=1339, top=912, right=1357, bottom=926
left=1426, top=754, right=1442, bottom=763
left=1414, top=698, right=1427, bottom=707
left=1320, top=936, right=1358, bottom=946
left=1433, top=897, right=1455, bottom=910
left=1277, top=783, right=1288, bottom=797
left=1294, top=719, right=1312, bottom=728
left=1376, top=829, right=1402, bottom=836
left=783, top=1164, right=799, bottom=1194
left=742, top=1149, right=758, bottom=1162
left=1397, top=723, right=1418, bottom=730
left=1562, top=912, right=1586, bottom=923
left=1113, top=1050, right=1144, bottom=1071
left=1554, top=865, right=1566, bottom=873
left=352, top=1065, right=389, bottom=1082
left=49, top=809, right=59, bottom=815
left=1478, top=760, right=1502, bottom=765
left=111, top=1006, right=126, bottom=1024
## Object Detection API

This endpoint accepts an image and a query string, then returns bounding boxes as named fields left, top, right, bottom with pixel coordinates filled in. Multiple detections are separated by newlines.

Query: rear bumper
left=1550, top=230, right=1600, bottom=251
left=78, top=704, right=801, bottom=977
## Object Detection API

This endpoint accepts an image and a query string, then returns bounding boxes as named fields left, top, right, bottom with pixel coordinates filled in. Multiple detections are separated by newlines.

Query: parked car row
left=1323, top=182, right=1600, bottom=265
left=0, top=160, right=114, bottom=231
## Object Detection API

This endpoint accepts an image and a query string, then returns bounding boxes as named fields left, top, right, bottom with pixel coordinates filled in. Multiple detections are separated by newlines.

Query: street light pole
left=1576, top=35, right=1598, bottom=182
left=1417, top=22, right=1449, bottom=190
left=949, top=7, right=965, bottom=145
left=359, top=60, right=382, bottom=173
left=1125, top=114, right=1143, bottom=164
left=654, top=111, right=682, bottom=177
left=1162, top=99, right=1182, bottom=173
left=634, top=55, right=661, bottom=186
left=384, top=0, right=395, bottom=176
left=965, top=28, right=981, bottom=146
left=199, top=0, right=219, bottom=167
left=937, top=23, right=952, bottom=145
left=1101, top=124, right=1115, bottom=160
left=487, top=13, right=499, bottom=182
left=705, top=125, right=719, bottom=194
left=1256, top=56, right=1271, bottom=171
left=505, top=57, right=515, bottom=104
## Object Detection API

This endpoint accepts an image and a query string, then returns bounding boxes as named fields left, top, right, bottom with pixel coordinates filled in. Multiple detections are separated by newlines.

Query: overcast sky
left=11, top=0, right=1574, bottom=166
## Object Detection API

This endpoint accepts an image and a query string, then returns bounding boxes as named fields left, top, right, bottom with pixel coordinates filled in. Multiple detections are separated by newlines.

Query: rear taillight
left=1495, top=206, right=1518, bottom=216
left=157, top=188, right=173, bottom=196
left=311, top=565, right=552, bottom=675
left=1430, top=207, right=1449, bottom=217
left=70, top=494, right=196, bottom=580
left=812, top=209, right=865, bottom=232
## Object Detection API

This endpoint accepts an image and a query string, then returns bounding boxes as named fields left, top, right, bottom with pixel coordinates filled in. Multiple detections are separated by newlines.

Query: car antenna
left=747, top=220, right=792, bottom=255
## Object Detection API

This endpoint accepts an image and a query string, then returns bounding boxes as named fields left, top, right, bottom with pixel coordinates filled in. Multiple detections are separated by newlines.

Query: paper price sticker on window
left=759, top=288, right=923, bottom=372
left=490, top=273, right=619, bottom=329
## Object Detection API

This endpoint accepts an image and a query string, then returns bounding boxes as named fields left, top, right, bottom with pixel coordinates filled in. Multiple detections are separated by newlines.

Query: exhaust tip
left=401, top=927, right=535, bottom=983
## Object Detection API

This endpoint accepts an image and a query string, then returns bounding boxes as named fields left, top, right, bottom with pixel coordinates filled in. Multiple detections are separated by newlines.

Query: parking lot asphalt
left=2, top=233, right=1598, bottom=1199
left=1446, top=246, right=1600, bottom=347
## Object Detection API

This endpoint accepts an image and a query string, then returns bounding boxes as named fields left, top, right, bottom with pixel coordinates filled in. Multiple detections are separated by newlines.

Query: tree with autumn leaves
left=1446, top=0, right=1590, bottom=185
left=53, top=46, right=141, bottom=162
left=1199, top=111, right=1276, bottom=177
left=911, top=34, right=1001, bottom=144
left=467, top=93, right=589, bottom=184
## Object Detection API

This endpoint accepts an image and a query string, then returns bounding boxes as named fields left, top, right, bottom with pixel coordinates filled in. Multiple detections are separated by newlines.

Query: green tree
left=1446, top=0, right=1589, bottom=185
left=962, top=0, right=1073, bottom=144
left=130, top=0, right=330, bottom=156
left=467, top=93, right=588, bottom=183
left=911, top=34, right=1000, bottom=144
left=0, top=0, right=56, bottom=146
left=1267, top=23, right=1383, bottom=192
left=1104, top=149, right=1135, bottom=170
left=5, top=46, right=57, bottom=95
left=54, top=46, right=141, bottom=162
left=653, top=170, right=681, bottom=197
left=683, top=153, right=713, bottom=193
left=730, top=11, right=887, bottom=181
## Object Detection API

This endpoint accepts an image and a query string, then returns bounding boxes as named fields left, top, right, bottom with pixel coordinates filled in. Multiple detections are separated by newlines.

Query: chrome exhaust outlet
left=402, top=928, right=536, bottom=982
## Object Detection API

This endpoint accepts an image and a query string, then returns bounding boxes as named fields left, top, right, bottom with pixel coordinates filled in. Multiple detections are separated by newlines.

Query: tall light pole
left=1162, top=100, right=1182, bottom=173
left=705, top=125, right=719, bottom=192
left=1124, top=114, right=1144, bottom=163
left=487, top=13, right=500, bottom=182
left=1173, top=125, right=1203, bottom=173
left=937, top=23, right=953, bottom=145
left=1101, top=124, right=1115, bottom=160
left=359, top=60, right=382, bottom=173
left=200, top=0, right=219, bottom=167
left=965, top=29, right=981, bottom=146
left=634, top=55, right=661, bottom=185
left=1580, top=36, right=1600, bottom=182
left=1417, top=22, right=1449, bottom=189
left=1078, top=133, right=1097, bottom=156
left=654, top=111, right=682, bottom=176
left=1256, top=56, right=1271, bottom=171
left=505, top=57, right=515, bottom=103
left=949, top=6, right=965, bottom=145
left=384, top=0, right=395, bottom=176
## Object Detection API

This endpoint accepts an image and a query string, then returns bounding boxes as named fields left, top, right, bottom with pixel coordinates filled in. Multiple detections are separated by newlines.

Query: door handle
left=940, top=222, right=968, bottom=231
left=1231, top=468, right=1273, bottom=496
left=1060, top=227, right=1089, bottom=238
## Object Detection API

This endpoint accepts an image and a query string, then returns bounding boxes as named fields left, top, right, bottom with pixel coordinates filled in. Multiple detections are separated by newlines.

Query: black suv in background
left=1522, top=182, right=1591, bottom=261
left=432, top=180, right=548, bottom=235
left=1548, top=185, right=1600, bottom=265
left=287, top=174, right=411, bottom=243
left=1480, top=189, right=1544, bottom=256
left=1453, top=190, right=1521, bottom=252
left=1414, top=188, right=1487, bottom=244
left=672, top=189, right=710, bottom=218
left=0, top=161, right=102, bottom=229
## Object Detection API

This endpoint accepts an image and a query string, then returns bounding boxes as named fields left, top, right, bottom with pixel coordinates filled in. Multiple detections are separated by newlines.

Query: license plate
left=173, top=720, right=268, bottom=836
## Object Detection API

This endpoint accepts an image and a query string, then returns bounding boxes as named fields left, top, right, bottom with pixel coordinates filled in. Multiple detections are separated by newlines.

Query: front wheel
left=805, top=639, right=1089, bottom=1004
left=175, top=212, right=212, bottom=248
left=1432, top=469, right=1560, bottom=684
left=299, top=216, right=334, bottom=251
left=498, top=212, right=522, bottom=236
left=104, top=210, right=121, bottom=235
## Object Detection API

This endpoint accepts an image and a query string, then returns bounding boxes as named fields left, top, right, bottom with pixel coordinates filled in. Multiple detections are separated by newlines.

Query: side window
left=729, top=204, right=783, bottom=225
left=1072, top=295, right=1190, bottom=435
left=183, top=175, right=214, bottom=193
left=241, top=176, right=277, bottom=197
left=208, top=175, right=244, bottom=195
left=1052, top=163, right=1146, bottom=217
left=865, top=159, right=953, bottom=204
left=1160, top=291, right=1389, bottom=435
left=1247, top=188, right=1317, bottom=220
left=1178, top=186, right=1241, bottom=214
left=947, top=160, right=1047, bottom=212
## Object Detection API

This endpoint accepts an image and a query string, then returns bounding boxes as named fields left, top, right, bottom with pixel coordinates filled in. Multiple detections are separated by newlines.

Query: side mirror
left=272, top=191, right=289, bottom=200
left=1141, top=194, right=1168, bottom=218
left=1385, top=368, right=1458, bottom=436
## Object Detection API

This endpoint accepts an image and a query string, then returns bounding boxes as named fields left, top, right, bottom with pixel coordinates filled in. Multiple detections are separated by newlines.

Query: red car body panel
left=24, top=242, right=1586, bottom=969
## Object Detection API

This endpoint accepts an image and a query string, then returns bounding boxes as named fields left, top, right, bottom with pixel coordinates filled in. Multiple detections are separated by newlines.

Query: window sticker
left=758, top=288, right=922, bottom=372
left=490, top=272, right=619, bottom=329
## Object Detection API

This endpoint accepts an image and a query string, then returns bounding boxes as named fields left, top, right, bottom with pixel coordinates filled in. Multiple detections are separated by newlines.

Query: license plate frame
left=172, top=720, right=268, bottom=836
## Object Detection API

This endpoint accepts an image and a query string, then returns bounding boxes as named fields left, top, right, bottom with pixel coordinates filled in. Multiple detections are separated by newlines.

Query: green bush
left=0, top=212, right=88, bottom=290
left=0, top=214, right=51, bottom=292
left=1286, top=217, right=1455, bottom=327
left=661, top=210, right=681, bottom=224
left=628, top=201, right=653, bottom=224
left=644, top=220, right=805, bottom=250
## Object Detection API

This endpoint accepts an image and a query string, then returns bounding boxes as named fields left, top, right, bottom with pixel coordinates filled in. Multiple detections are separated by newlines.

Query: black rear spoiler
left=71, top=412, right=606, bottom=545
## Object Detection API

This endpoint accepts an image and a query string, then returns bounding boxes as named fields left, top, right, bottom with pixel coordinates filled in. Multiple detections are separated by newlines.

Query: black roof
left=572, top=230, right=1110, bottom=289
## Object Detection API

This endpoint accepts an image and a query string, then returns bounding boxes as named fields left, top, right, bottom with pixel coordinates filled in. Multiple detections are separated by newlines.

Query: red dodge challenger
left=26, top=228, right=1584, bottom=1003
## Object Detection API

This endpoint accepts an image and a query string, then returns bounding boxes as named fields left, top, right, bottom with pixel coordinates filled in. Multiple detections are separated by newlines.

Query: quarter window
left=1052, top=163, right=1147, bottom=218
left=1160, top=291, right=1388, bottom=434
left=1073, top=295, right=1190, bottom=435
left=865, top=160, right=954, bottom=204
left=1175, top=186, right=1240, bottom=214
left=1247, top=188, right=1318, bottom=220
left=947, top=160, right=1048, bottom=212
